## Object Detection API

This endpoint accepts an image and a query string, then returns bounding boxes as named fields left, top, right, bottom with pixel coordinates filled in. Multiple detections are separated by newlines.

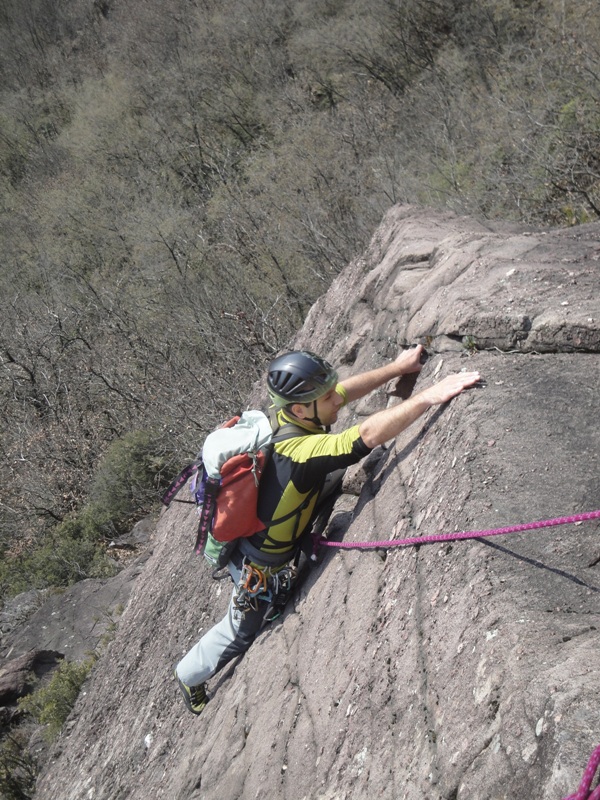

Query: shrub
left=0, top=514, right=119, bottom=598
left=18, top=657, right=96, bottom=743
left=0, top=429, right=167, bottom=600
left=0, top=733, right=37, bottom=800
left=88, top=430, right=168, bottom=536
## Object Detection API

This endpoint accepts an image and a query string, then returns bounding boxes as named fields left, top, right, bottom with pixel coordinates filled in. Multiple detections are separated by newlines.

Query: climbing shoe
left=175, top=671, right=208, bottom=715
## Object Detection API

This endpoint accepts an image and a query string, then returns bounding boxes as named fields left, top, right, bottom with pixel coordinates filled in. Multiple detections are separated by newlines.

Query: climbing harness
left=234, top=563, right=269, bottom=613
left=562, top=744, right=600, bottom=800
left=318, top=510, right=600, bottom=552
left=234, top=561, right=298, bottom=621
left=263, top=564, right=298, bottom=623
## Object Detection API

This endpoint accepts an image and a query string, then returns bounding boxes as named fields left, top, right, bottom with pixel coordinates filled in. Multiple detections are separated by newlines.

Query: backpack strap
left=193, top=476, right=220, bottom=554
left=161, top=462, right=199, bottom=506
left=258, top=483, right=322, bottom=551
left=269, top=421, right=310, bottom=444
left=250, top=419, right=322, bottom=552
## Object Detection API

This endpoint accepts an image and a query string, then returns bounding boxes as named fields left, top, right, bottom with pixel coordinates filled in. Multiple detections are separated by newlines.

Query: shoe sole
left=174, top=671, right=208, bottom=715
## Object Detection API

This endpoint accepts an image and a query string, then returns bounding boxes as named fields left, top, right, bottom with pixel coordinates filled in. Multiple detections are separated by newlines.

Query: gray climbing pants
left=175, top=469, right=345, bottom=687
left=175, top=554, right=270, bottom=686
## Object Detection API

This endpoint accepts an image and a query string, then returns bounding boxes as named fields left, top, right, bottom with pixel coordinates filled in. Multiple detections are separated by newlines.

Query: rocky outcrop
left=0, top=650, right=64, bottom=707
left=1, top=553, right=152, bottom=665
left=32, top=206, right=599, bottom=799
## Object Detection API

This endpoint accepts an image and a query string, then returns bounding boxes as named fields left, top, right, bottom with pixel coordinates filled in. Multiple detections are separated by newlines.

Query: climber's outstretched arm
left=340, top=345, right=425, bottom=403
left=358, top=370, right=481, bottom=449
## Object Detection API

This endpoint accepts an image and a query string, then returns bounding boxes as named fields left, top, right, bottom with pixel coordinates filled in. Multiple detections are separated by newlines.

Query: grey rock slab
left=33, top=205, right=600, bottom=800
left=2, top=555, right=150, bottom=664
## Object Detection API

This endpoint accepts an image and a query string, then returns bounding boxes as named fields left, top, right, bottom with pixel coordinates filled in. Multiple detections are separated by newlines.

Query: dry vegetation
left=1, top=0, right=599, bottom=596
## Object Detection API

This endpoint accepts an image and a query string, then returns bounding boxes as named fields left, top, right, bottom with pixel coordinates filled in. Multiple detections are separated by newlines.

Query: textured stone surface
left=1, top=555, right=151, bottom=665
left=0, top=650, right=64, bottom=706
left=31, top=205, right=599, bottom=800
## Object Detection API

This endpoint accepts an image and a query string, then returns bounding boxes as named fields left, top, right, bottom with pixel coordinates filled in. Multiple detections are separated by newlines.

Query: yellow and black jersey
left=242, top=388, right=372, bottom=566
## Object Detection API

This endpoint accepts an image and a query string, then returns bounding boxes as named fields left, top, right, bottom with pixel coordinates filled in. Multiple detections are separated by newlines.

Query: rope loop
left=562, top=745, right=600, bottom=800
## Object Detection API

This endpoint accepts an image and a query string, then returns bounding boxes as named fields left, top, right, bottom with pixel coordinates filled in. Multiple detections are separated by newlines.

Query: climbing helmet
left=267, top=350, right=338, bottom=407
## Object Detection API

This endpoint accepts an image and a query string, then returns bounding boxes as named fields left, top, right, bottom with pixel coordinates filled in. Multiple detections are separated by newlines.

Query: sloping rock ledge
left=32, top=205, right=600, bottom=800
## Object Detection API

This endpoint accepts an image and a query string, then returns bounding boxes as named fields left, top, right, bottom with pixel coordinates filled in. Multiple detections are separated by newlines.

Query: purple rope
left=319, top=510, right=600, bottom=551
left=563, top=745, right=600, bottom=800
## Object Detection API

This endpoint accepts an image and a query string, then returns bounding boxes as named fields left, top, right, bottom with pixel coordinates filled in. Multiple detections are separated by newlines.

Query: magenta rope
left=320, top=513, right=600, bottom=799
left=563, top=745, right=600, bottom=800
left=319, top=510, right=600, bottom=551
left=321, top=515, right=600, bottom=798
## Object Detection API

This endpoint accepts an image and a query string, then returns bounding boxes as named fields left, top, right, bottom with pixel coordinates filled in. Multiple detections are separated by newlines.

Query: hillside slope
left=3, top=0, right=600, bottom=591
left=33, top=205, right=600, bottom=800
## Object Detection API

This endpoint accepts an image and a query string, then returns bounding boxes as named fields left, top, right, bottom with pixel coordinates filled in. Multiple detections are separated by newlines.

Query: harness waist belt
left=238, top=538, right=294, bottom=568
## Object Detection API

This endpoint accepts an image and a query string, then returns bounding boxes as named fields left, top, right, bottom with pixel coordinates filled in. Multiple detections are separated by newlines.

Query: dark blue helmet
left=267, top=351, right=338, bottom=407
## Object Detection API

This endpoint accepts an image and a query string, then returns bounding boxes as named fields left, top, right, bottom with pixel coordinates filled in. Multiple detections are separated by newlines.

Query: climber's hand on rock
left=359, top=369, right=481, bottom=448
left=420, top=371, right=481, bottom=406
left=394, top=344, right=425, bottom=375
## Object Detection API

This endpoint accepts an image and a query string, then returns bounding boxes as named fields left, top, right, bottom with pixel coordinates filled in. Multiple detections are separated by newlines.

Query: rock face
left=32, top=206, right=599, bottom=800
left=0, top=650, right=64, bottom=706
left=1, top=556, right=151, bottom=665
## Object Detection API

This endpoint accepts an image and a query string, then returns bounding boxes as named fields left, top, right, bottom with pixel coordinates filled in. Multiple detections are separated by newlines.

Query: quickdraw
left=234, top=562, right=298, bottom=619
left=263, top=565, right=298, bottom=623
left=271, top=565, right=297, bottom=597
left=234, top=563, right=271, bottom=613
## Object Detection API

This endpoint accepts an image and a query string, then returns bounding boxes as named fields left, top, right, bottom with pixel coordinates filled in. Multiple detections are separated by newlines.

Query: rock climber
left=174, top=346, right=480, bottom=714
